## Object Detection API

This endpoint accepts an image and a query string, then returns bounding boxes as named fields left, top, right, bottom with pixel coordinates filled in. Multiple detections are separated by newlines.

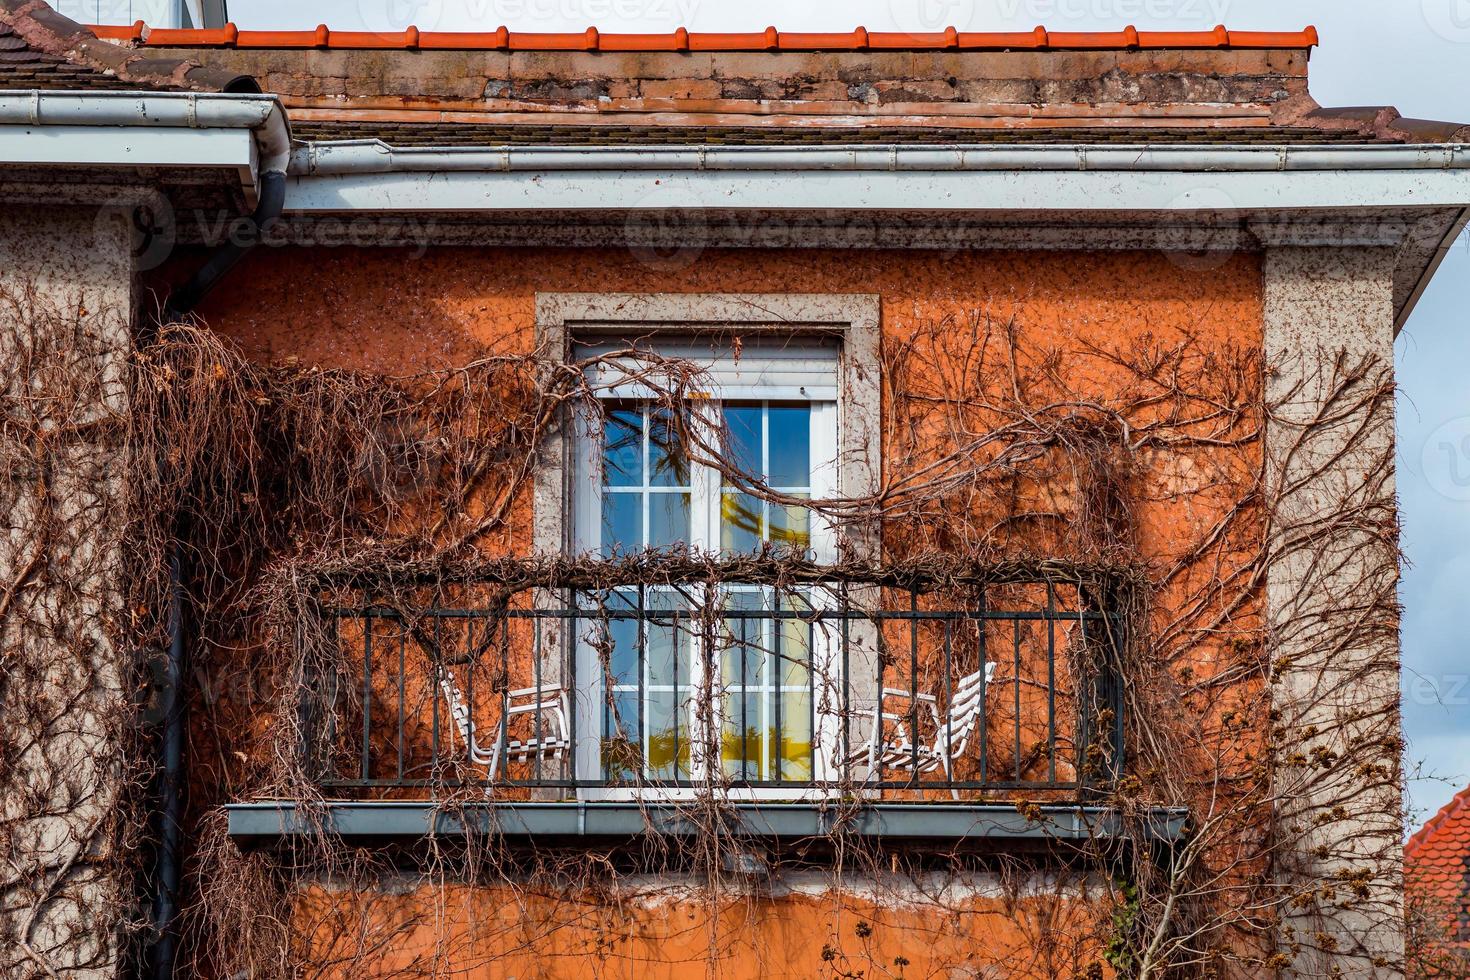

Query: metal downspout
left=148, top=167, right=287, bottom=980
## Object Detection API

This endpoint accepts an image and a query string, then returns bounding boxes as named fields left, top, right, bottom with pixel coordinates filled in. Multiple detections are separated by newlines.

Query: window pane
left=603, top=409, right=642, bottom=487
left=723, top=404, right=762, bottom=485
left=768, top=405, right=811, bottom=487
left=777, top=596, right=812, bottom=689
left=644, top=591, right=686, bottom=686
left=721, top=492, right=763, bottom=553
left=646, top=691, right=689, bottom=780
left=648, top=408, right=689, bottom=487
left=769, top=496, right=810, bottom=551
left=722, top=692, right=765, bottom=780
left=649, top=492, right=690, bottom=548
left=722, top=590, right=766, bottom=686
left=778, top=690, right=814, bottom=781
left=601, top=493, right=641, bottom=554
left=605, top=615, right=640, bottom=687
left=603, top=690, right=642, bottom=782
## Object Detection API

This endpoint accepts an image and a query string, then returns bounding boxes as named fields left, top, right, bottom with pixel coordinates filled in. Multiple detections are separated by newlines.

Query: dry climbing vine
left=0, top=283, right=1404, bottom=979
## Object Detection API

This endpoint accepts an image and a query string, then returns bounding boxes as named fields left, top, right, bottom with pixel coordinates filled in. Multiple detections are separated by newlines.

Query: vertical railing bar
left=1013, top=617, right=1021, bottom=783
left=396, top=618, right=405, bottom=781
left=740, top=604, right=749, bottom=783
left=1047, top=582, right=1057, bottom=786
left=639, top=584, right=648, bottom=783
left=673, top=602, right=679, bottom=787
left=807, top=608, right=816, bottom=788
left=431, top=615, right=442, bottom=784
left=499, top=603, right=511, bottom=787
left=840, top=581, right=851, bottom=784
left=465, top=616, right=476, bottom=783
left=567, top=589, right=578, bottom=787
left=1112, top=607, right=1125, bottom=786
left=978, top=588, right=988, bottom=788
left=1078, top=603, right=1091, bottom=796
left=909, top=587, right=919, bottom=779
left=772, top=589, right=782, bottom=785
left=943, top=617, right=953, bottom=789
left=533, top=605, right=543, bottom=784
left=361, top=614, right=372, bottom=781
left=326, top=614, right=340, bottom=783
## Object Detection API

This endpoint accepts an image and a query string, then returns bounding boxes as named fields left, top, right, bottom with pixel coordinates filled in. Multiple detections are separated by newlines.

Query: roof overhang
left=284, top=139, right=1470, bottom=330
left=0, top=91, right=290, bottom=207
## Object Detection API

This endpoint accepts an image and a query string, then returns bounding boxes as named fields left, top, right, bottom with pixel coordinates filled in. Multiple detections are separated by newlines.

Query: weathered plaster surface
left=0, top=205, right=133, bottom=978
left=1263, top=245, right=1403, bottom=977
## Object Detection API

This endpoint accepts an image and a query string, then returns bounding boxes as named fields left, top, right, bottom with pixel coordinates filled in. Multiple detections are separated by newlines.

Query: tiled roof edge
left=1407, top=784, right=1470, bottom=861
left=0, top=0, right=256, bottom=91
left=85, top=21, right=1319, bottom=53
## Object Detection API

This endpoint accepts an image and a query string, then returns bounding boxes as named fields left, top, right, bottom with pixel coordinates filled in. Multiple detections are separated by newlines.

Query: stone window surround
left=532, top=292, right=882, bottom=560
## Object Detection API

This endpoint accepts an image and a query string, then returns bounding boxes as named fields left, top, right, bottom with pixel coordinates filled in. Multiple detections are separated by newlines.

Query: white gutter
left=285, top=138, right=1470, bottom=219
left=0, top=91, right=291, bottom=204
left=292, top=139, right=1470, bottom=176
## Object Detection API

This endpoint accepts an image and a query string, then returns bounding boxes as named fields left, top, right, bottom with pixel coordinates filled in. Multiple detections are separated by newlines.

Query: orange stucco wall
left=193, top=246, right=1259, bottom=376
left=186, top=244, right=1263, bottom=978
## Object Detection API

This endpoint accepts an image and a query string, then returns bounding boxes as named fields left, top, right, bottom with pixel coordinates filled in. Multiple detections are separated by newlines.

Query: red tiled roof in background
left=87, top=22, right=1318, bottom=53
left=1407, top=783, right=1470, bottom=936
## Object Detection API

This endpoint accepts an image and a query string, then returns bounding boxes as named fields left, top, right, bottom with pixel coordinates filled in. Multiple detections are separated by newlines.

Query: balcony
left=229, top=564, right=1184, bottom=848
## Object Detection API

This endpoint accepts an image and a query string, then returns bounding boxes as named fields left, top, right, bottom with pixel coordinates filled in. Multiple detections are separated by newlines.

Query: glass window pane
left=605, top=617, right=640, bottom=687
left=722, top=692, right=765, bottom=780
left=778, top=690, right=814, bottom=781
left=649, top=492, right=690, bottom=549
left=603, top=690, right=642, bottom=782
left=769, top=497, right=810, bottom=552
left=768, top=405, right=811, bottom=487
left=646, top=691, right=689, bottom=780
left=777, top=602, right=811, bottom=689
left=603, top=409, right=642, bottom=487
left=721, top=590, right=766, bottom=687
left=644, top=590, right=686, bottom=686
left=648, top=408, right=689, bottom=487
left=723, top=405, right=762, bottom=485
left=721, top=492, right=763, bottom=553
left=601, top=493, right=641, bottom=555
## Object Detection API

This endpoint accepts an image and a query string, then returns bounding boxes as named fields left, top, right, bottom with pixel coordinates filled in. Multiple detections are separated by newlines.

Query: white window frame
left=573, top=385, right=838, bottom=794
left=533, top=294, right=881, bottom=800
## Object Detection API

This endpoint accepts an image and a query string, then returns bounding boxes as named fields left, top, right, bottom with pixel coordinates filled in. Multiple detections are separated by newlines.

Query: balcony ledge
left=225, top=800, right=1187, bottom=848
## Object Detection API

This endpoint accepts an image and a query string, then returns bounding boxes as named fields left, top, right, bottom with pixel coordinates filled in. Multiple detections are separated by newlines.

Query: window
left=534, top=293, right=881, bottom=797
left=571, top=338, right=839, bottom=791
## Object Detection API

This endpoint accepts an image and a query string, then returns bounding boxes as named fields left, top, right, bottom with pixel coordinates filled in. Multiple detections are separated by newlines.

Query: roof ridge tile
left=84, top=22, right=1320, bottom=53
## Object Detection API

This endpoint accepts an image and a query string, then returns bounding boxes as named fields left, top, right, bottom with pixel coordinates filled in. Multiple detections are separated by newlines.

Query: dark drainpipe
left=149, top=168, right=287, bottom=980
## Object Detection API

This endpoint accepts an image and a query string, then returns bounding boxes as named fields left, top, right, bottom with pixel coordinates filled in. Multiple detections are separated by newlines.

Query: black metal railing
left=300, top=575, right=1125, bottom=801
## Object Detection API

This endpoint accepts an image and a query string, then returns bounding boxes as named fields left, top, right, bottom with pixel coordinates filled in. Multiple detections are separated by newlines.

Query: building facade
left=2, top=2, right=1467, bottom=976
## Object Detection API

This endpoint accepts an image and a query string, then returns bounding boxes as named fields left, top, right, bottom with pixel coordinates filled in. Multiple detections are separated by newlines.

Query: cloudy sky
left=88, top=0, right=1470, bottom=827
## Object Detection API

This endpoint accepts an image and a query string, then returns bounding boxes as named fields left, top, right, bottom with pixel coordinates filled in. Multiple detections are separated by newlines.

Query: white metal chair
left=437, top=668, right=570, bottom=781
left=851, top=662, right=996, bottom=796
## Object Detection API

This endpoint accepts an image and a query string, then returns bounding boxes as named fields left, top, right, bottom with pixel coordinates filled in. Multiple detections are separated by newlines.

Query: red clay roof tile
left=1407, top=784, right=1470, bottom=917
left=85, top=22, right=1319, bottom=53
